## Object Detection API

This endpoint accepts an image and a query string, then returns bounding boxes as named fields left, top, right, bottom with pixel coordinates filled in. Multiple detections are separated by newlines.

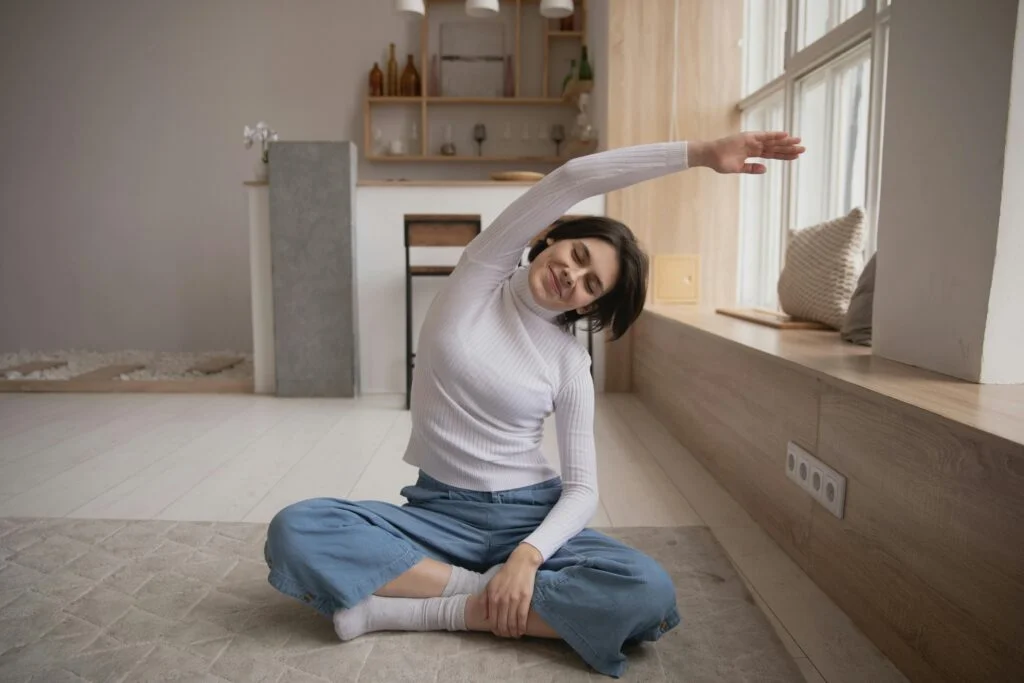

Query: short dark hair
left=527, top=216, right=649, bottom=341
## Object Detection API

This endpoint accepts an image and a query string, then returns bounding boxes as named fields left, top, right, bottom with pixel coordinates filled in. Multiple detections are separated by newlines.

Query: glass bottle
left=400, top=54, right=421, bottom=96
left=562, top=59, right=577, bottom=94
left=369, top=63, right=384, bottom=97
left=503, top=55, right=515, bottom=97
left=578, top=45, right=593, bottom=81
left=386, top=43, right=399, bottom=96
left=429, top=54, right=440, bottom=96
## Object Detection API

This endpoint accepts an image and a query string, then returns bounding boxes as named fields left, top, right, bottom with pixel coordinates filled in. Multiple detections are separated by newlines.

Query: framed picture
left=440, top=21, right=505, bottom=97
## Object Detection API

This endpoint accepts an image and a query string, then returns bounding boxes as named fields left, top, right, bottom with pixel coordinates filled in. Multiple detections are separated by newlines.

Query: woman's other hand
left=484, top=543, right=542, bottom=638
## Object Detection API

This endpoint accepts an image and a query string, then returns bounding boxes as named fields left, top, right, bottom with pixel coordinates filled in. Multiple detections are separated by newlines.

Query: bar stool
left=405, top=214, right=482, bottom=409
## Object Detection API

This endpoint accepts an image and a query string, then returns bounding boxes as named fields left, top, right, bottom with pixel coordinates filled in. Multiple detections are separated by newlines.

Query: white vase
left=253, top=159, right=269, bottom=182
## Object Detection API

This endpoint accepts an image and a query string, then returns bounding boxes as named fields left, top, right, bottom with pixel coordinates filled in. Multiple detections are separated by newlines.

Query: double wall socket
left=786, top=441, right=846, bottom=519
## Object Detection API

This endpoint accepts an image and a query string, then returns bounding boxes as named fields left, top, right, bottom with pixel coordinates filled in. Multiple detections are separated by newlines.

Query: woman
left=264, top=132, right=804, bottom=678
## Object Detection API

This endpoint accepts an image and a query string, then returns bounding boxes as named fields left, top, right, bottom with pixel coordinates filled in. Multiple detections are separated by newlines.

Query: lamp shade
left=540, top=0, right=574, bottom=19
left=465, top=0, right=500, bottom=17
left=395, top=0, right=425, bottom=16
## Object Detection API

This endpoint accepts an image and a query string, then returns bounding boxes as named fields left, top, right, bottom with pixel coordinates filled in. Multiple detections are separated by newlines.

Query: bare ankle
left=464, top=594, right=489, bottom=631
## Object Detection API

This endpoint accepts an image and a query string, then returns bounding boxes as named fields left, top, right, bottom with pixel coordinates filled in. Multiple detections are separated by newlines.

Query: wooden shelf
left=367, top=155, right=564, bottom=163
left=364, top=0, right=589, bottom=163
left=367, top=97, right=423, bottom=104
left=427, top=96, right=567, bottom=105
left=367, top=96, right=569, bottom=106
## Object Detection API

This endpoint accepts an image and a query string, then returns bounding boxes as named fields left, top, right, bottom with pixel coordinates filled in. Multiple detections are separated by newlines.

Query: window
left=736, top=0, right=890, bottom=308
left=738, top=96, right=784, bottom=309
left=798, top=0, right=866, bottom=50
left=743, top=0, right=786, bottom=95
left=794, top=44, right=871, bottom=229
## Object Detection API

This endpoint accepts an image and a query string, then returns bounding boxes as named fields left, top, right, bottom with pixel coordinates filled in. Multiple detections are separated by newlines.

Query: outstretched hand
left=692, top=131, right=805, bottom=175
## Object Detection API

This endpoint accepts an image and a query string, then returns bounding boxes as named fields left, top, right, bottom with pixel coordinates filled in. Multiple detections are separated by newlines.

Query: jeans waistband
left=414, top=471, right=562, bottom=498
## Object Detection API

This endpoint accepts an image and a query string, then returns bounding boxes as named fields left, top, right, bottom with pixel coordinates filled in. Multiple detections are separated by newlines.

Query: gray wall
left=873, top=0, right=1023, bottom=383
left=0, top=0, right=416, bottom=352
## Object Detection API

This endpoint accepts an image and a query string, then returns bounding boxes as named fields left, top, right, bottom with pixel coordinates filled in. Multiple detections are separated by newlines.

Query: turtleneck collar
left=510, top=265, right=562, bottom=323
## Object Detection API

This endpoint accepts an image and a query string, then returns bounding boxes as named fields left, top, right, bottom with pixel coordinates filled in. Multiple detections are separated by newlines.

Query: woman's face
left=528, top=237, right=620, bottom=314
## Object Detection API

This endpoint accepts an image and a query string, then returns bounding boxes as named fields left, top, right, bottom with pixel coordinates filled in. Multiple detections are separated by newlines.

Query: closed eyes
left=573, top=243, right=603, bottom=296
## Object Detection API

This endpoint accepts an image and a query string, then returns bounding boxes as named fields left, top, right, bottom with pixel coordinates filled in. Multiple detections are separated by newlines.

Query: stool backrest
left=405, top=214, right=481, bottom=248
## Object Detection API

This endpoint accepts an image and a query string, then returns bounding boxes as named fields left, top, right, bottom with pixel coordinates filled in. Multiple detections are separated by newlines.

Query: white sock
left=333, top=594, right=469, bottom=641
left=442, top=564, right=504, bottom=597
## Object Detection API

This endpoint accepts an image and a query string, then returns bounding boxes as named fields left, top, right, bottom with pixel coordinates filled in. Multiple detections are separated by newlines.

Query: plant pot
left=253, top=159, right=269, bottom=182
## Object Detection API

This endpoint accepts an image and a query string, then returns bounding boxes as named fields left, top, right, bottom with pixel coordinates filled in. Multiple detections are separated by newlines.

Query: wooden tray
left=716, top=307, right=832, bottom=330
left=490, top=171, right=545, bottom=182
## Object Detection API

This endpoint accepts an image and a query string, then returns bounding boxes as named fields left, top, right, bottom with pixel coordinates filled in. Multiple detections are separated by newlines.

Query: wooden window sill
left=645, top=305, right=1024, bottom=447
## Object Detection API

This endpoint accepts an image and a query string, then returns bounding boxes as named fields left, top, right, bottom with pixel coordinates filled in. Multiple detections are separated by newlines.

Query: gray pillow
left=840, top=253, right=876, bottom=346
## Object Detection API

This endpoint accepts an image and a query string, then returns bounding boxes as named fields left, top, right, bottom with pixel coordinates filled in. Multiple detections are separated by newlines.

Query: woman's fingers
left=489, top=594, right=529, bottom=638
left=497, top=598, right=509, bottom=643
left=517, top=598, right=530, bottom=637
left=507, top=602, right=517, bottom=638
left=763, top=146, right=805, bottom=159
left=756, top=131, right=801, bottom=145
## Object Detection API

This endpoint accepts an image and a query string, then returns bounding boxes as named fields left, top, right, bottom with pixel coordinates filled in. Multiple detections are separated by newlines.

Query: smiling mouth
left=548, top=266, right=562, bottom=298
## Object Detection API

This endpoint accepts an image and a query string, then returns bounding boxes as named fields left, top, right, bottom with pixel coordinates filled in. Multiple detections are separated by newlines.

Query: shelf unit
left=364, top=0, right=589, bottom=164
left=366, top=155, right=565, bottom=163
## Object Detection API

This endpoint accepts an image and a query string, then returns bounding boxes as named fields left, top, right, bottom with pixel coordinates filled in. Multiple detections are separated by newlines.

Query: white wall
left=0, top=0, right=607, bottom=354
left=873, top=0, right=1024, bottom=383
left=983, top=3, right=1024, bottom=384
left=355, top=186, right=606, bottom=394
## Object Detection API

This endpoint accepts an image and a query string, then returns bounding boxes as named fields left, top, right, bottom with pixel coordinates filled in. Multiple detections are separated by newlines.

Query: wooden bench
left=632, top=306, right=1024, bottom=683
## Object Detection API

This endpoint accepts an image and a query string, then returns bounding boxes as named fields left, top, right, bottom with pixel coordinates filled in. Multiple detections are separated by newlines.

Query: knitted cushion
left=777, top=207, right=866, bottom=329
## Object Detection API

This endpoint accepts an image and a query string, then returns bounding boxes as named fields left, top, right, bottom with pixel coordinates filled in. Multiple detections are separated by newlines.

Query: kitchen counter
left=357, top=179, right=540, bottom=187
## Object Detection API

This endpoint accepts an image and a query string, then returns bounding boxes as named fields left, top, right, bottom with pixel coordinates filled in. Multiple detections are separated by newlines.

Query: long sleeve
left=463, top=142, right=689, bottom=278
left=521, top=368, right=599, bottom=561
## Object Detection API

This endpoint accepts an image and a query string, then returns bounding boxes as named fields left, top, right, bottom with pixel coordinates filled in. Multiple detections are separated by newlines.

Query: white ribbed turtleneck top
left=403, top=142, right=690, bottom=560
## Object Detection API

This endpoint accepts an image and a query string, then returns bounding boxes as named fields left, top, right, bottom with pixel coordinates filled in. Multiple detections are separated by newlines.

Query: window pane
left=743, top=0, right=786, bottom=95
left=832, top=51, right=871, bottom=217
left=737, top=94, right=785, bottom=308
left=794, top=44, right=872, bottom=230
left=841, top=0, right=867, bottom=21
left=798, top=0, right=867, bottom=49
left=794, top=72, right=829, bottom=228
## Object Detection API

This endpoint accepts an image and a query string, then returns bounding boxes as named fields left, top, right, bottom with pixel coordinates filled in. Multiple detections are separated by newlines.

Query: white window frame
left=737, top=0, right=891, bottom=307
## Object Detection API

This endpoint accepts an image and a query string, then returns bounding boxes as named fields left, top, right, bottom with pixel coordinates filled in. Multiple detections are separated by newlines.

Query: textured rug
left=0, top=518, right=802, bottom=682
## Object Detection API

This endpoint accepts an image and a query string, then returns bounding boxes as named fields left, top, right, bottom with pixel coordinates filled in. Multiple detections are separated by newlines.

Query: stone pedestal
left=268, top=142, right=359, bottom=397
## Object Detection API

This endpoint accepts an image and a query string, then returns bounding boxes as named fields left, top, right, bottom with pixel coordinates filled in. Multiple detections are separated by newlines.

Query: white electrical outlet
left=786, top=441, right=846, bottom=519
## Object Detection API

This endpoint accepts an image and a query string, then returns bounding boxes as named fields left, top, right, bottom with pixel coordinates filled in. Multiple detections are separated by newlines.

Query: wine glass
left=473, top=123, right=487, bottom=157
left=551, top=124, right=566, bottom=156
left=441, top=123, right=456, bottom=156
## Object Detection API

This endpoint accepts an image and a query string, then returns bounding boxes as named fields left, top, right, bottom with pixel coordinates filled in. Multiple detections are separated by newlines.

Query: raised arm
left=463, top=142, right=689, bottom=274
left=461, top=132, right=805, bottom=277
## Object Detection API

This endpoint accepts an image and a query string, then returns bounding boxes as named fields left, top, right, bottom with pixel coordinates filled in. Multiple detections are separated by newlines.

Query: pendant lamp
left=394, top=0, right=425, bottom=16
left=465, top=0, right=500, bottom=17
left=540, top=0, right=574, bottom=19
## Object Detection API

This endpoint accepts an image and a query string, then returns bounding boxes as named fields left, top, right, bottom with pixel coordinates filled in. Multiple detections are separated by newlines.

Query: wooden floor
left=0, top=392, right=907, bottom=683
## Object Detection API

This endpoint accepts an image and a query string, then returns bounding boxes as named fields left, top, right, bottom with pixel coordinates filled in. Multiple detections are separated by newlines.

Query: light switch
left=653, top=254, right=700, bottom=304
